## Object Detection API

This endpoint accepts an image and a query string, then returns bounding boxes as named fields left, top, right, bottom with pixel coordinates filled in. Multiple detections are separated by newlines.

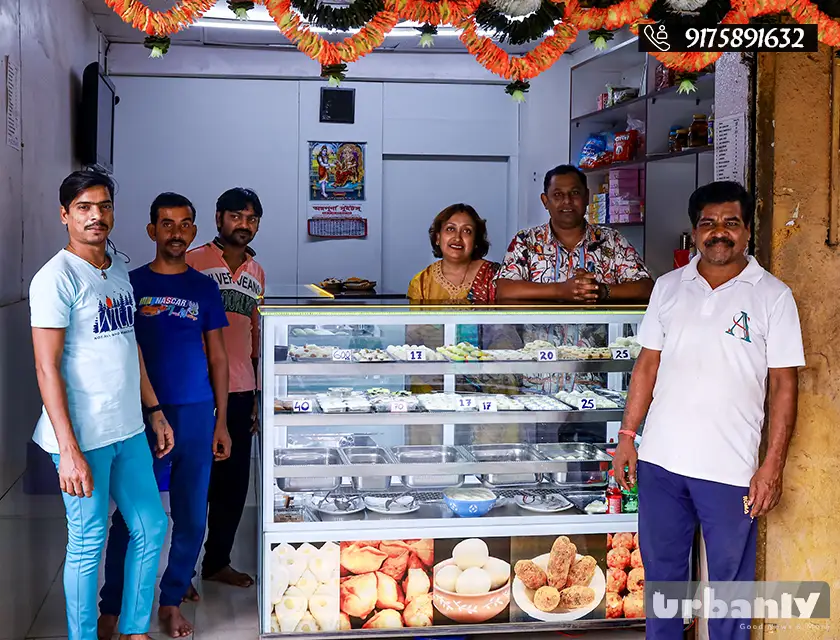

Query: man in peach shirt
left=187, top=188, right=265, bottom=590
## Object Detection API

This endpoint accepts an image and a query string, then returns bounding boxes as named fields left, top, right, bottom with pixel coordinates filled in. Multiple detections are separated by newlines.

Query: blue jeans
left=101, top=402, right=215, bottom=610
left=638, top=461, right=757, bottom=640
left=52, top=432, right=167, bottom=639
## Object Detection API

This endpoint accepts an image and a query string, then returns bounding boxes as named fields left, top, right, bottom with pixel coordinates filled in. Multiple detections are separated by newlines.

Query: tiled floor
left=1, top=471, right=646, bottom=640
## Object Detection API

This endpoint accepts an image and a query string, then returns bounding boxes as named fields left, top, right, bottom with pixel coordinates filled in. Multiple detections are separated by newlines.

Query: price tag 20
left=293, top=399, right=313, bottom=413
left=611, top=348, right=631, bottom=361
left=408, top=348, right=426, bottom=361
left=390, top=400, right=409, bottom=413
left=332, top=348, right=353, bottom=362
left=577, top=397, right=596, bottom=411
left=456, top=397, right=475, bottom=411
left=479, top=399, right=498, bottom=412
left=537, top=349, right=557, bottom=362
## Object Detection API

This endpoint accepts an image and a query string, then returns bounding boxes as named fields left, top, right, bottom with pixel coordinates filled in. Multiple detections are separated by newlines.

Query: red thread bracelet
left=618, top=429, right=637, bottom=438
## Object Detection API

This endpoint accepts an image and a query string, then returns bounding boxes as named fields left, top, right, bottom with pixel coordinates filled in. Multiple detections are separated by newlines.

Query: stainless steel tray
left=535, top=443, right=612, bottom=487
left=275, top=447, right=342, bottom=492
left=462, top=443, right=546, bottom=487
left=389, top=445, right=467, bottom=489
left=338, top=446, right=396, bottom=491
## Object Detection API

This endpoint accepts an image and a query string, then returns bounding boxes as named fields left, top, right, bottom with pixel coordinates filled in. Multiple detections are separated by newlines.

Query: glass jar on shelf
left=675, top=128, right=689, bottom=152
left=688, top=114, right=708, bottom=148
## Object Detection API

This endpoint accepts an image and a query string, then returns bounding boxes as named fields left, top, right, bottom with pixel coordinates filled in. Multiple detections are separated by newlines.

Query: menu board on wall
left=268, top=531, right=644, bottom=633
left=714, top=113, right=747, bottom=186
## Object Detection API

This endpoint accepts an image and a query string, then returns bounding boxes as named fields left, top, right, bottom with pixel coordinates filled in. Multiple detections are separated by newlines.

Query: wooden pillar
left=754, top=45, right=839, bottom=639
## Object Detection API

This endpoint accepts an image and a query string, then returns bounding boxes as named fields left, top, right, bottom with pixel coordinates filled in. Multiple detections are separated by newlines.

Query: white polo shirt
left=637, top=255, right=805, bottom=487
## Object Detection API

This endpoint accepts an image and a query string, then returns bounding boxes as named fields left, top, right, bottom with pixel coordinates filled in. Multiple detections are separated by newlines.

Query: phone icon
left=644, top=24, right=671, bottom=52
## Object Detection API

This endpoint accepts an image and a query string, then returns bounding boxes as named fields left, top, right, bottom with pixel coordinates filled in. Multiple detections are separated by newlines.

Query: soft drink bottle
left=607, top=469, right=623, bottom=514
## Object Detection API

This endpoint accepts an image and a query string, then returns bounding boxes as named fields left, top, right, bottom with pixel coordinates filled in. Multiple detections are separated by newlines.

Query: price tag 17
left=408, top=348, right=427, bottom=362
left=292, top=399, right=313, bottom=413
left=537, top=348, right=557, bottom=362
left=479, top=399, right=498, bottom=412
left=332, top=348, right=353, bottom=362
left=390, top=400, right=409, bottom=413
left=577, top=397, right=596, bottom=411
left=456, top=397, right=475, bottom=411
left=611, top=348, right=631, bottom=361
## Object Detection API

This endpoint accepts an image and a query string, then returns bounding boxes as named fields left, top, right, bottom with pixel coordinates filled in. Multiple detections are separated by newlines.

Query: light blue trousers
left=52, top=432, right=167, bottom=639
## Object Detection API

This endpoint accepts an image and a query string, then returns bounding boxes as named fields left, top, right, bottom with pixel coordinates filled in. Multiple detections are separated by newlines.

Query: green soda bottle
left=622, top=480, right=638, bottom=513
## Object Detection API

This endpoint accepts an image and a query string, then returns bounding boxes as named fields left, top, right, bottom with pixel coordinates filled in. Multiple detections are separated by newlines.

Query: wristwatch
left=143, top=404, right=163, bottom=418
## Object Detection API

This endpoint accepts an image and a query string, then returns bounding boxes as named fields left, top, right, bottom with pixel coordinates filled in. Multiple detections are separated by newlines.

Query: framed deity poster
left=309, top=141, right=366, bottom=201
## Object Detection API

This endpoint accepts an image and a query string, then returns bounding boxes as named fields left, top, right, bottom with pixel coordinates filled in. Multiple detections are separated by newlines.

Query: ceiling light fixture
left=194, top=17, right=496, bottom=37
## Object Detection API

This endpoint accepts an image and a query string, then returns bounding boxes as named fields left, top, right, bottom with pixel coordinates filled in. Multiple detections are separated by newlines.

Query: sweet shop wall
left=754, top=46, right=840, bottom=640
left=0, top=0, right=102, bottom=496
left=106, top=45, right=571, bottom=294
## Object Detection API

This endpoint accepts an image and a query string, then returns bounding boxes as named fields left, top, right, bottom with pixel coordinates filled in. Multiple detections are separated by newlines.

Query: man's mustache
left=705, top=236, right=735, bottom=248
left=85, top=222, right=108, bottom=231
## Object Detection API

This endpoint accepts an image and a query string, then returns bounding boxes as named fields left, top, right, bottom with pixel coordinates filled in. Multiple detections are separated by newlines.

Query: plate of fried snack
left=339, top=539, right=434, bottom=630
left=512, top=536, right=605, bottom=621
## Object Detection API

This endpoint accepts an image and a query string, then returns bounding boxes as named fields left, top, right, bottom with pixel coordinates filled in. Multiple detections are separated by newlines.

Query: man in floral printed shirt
left=496, top=165, right=653, bottom=402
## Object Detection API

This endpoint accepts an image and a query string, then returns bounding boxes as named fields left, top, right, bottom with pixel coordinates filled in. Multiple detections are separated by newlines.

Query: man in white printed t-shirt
left=612, top=181, right=805, bottom=640
left=29, top=171, right=174, bottom=640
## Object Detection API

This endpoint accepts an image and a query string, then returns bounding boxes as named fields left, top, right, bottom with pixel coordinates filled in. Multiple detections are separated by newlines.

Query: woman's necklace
left=441, top=262, right=472, bottom=289
left=66, top=245, right=110, bottom=280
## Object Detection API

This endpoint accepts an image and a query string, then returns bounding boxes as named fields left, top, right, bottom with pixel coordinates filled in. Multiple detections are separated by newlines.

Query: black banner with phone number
left=639, top=23, right=818, bottom=53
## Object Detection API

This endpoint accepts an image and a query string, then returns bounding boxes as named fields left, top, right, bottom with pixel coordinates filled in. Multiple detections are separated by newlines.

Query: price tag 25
left=479, top=399, right=498, bottom=412
left=537, top=348, right=557, bottom=362
left=332, top=348, right=353, bottom=362
left=577, top=397, right=596, bottom=411
left=456, top=397, right=475, bottom=411
left=611, top=348, right=631, bottom=361
left=408, top=348, right=426, bottom=361
left=390, top=400, right=409, bottom=413
left=292, top=399, right=313, bottom=413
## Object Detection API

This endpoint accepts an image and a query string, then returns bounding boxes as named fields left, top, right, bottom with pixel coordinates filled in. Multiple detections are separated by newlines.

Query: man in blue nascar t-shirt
left=98, top=193, right=231, bottom=639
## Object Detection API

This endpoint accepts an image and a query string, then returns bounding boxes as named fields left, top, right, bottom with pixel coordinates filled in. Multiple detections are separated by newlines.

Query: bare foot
left=182, top=582, right=200, bottom=603
left=159, top=606, right=194, bottom=638
left=98, top=614, right=119, bottom=640
left=204, top=565, right=254, bottom=588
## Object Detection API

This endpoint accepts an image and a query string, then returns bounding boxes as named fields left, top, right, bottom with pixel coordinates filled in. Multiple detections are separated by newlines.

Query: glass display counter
left=258, top=303, right=646, bottom=637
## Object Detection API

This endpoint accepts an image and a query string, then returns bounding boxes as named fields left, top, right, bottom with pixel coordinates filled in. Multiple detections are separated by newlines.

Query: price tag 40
left=479, top=399, right=498, bottom=412
left=292, top=399, right=313, bottom=413
left=332, top=348, right=353, bottom=362
left=390, top=400, right=409, bottom=413
left=408, top=348, right=426, bottom=361
left=537, top=348, right=557, bottom=362
left=611, top=348, right=631, bottom=361
left=456, top=397, right=475, bottom=411
left=577, top=397, right=596, bottom=411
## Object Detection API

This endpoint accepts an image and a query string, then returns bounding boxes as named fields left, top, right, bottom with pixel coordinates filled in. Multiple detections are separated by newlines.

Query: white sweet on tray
left=512, top=395, right=572, bottom=411
left=386, top=344, right=446, bottom=361
left=555, top=389, right=618, bottom=409
left=289, top=344, right=338, bottom=359
left=353, top=349, right=391, bottom=362
left=609, top=336, right=642, bottom=358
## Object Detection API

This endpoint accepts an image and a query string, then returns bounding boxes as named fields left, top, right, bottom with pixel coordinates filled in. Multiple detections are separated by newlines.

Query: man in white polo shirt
left=613, top=181, right=804, bottom=639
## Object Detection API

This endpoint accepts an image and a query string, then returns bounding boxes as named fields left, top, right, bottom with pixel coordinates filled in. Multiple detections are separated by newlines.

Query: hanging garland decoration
left=646, top=0, right=731, bottom=24
left=103, top=0, right=218, bottom=35
left=321, top=63, right=348, bottom=85
left=393, top=0, right=482, bottom=26
left=418, top=24, right=438, bottom=47
left=144, top=35, right=171, bottom=58
left=588, top=27, right=615, bottom=48
left=263, top=0, right=399, bottom=71
left=563, top=0, right=655, bottom=31
left=473, top=0, right=564, bottom=44
left=228, top=1, right=256, bottom=19
left=289, top=0, right=386, bottom=30
left=460, top=19, right=579, bottom=99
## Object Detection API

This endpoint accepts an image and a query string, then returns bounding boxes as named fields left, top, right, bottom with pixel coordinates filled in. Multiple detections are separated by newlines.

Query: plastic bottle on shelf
left=607, top=470, right=623, bottom=514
